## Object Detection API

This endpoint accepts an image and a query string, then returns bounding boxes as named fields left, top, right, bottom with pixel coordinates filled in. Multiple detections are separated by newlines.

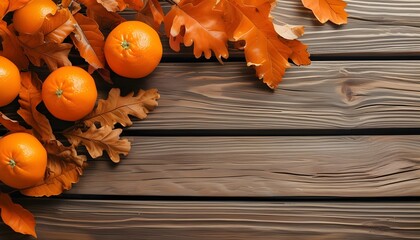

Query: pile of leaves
left=0, top=0, right=348, bottom=237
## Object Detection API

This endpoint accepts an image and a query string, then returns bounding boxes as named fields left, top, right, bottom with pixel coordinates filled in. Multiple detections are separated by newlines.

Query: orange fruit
left=13, top=0, right=57, bottom=34
left=0, top=56, right=21, bottom=107
left=42, top=66, right=97, bottom=121
left=104, top=21, right=163, bottom=78
left=0, top=132, right=47, bottom=189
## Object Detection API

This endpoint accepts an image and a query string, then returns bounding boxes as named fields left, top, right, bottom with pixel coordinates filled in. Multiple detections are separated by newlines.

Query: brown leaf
left=274, top=22, right=304, bottom=40
left=125, top=0, right=146, bottom=11
left=78, top=0, right=126, bottom=31
left=18, top=32, right=72, bottom=71
left=0, top=22, right=29, bottom=70
left=18, top=72, right=56, bottom=141
left=71, top=13, right=106, bottom=71
left=65, top=125, right=131, bottom=163
left=20, top=159, right=85, bottom=197
left=44, top=140, right=87, bottom=168
left=301, top=0, right=348, bottom=25
left=0, top=111, right=31, bottom=134
left=164, top=0, right=228, bottom=62
left=41, top=7, right=76, bottom=44
left=83, top=88, right=160, bottom=128
left=0, top=193, right=36, bottom=237
left=136, top=0, right=164, bottom=30
left=223, top=0, right=292, bottom=89
left=284, top=39, right=311, bottom=66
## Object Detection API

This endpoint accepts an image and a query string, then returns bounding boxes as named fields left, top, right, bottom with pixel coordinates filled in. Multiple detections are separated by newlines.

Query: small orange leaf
left=0, top=111, right=31, bottom=134
left=284, top=39, right=311, bottom=66
left=0, top=193, right=37, bottom=237
left=301, top=0, right=348, bottom=25
left=18, top=72, right=56, bottom=141
left=41, top=7, right=76, bottom=44
left=65, top=125, right=131, bottom=163
left=71, top=13, right=105, bottom=71
left=19, top=32, right=72, bottom=71
left=274, top=22, right=304, bottom=40
left=137, top=0, right=164, bottom=30
left=83, top=88, right=160, bottom=128
left=0, top=22, right=29, bottom=70
left=78, top=0, right=126, bottom=31
left=97, top=0, right=127, bottom=12
left=164, top=0, right=228, bottom=62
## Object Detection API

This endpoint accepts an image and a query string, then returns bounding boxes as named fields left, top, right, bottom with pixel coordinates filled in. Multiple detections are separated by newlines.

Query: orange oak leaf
left=18, top=32, right=72, bottom=71
left=18, top=72, right=56, bottom=141
left=83, top=88, right=160, bottom=128
left=64, top=125, right=131, bottom=163
left=0, top=22, right=29, bottom=69
left=284, top=39, right=311, bottom=66
left=41, top=7, right=76, bottom=44
left=136, top=0, right=164, bottom=30
left=164, top=0, right=228, bottom=62
left=78, top=0, right=126, bottom=31
left=0, top=111, right=31, bottom=134
left=71, top=13, right=106, bottom=71
left=301, top=0, right=348, bottom=25
left=0, top=193, right=36, bottom=237
left=222, top=0, right=292, bottom=89
left=20, top=158, right=85, bottom=197
left=44, top=140, right=87, bottom=168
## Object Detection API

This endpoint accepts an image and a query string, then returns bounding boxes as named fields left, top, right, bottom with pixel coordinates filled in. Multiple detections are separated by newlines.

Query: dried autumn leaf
left=41, top=7, right=76, bottom=44
left=18, top=72, right=56, bottom=141
left=0, top=111, right=31, bottom=134
left=0, top=22, right=29, bottom=69
left=274, top=22, right=304, bottom=40
left=77, top=0, right=126, bottom=31
left=301, top=0, right=348, bottom=25
left=20, top=158, right=85, bottom=197
left=284, top=39, right=311, bottom=66
left=44, top=140, right=87, bottom=168
left=137, top=0, right=164, bottom=30
left=65, top=125, right=131, bottom=163
left=18, top=32, right=72, bottom=71
left=97, top=0, right=127, bottom=11
left=71, top=13, right=106, bottom=71
left=126, top=0, right=146, bottom=11
left=83, top=88, right=160, bottom=128
left=164, top=0, right=229, bottom=62
left=0, top=193, right=36, bottom=237
left=223, top=0, right=292, bottom=89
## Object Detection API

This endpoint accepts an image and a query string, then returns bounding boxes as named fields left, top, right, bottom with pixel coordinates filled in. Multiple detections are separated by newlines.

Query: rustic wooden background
left=1, top=0, right=420, bottom=239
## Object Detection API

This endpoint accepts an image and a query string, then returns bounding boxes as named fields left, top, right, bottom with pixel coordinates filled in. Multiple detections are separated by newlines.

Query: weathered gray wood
left=2, top=199, right=420, bottom=240
left=66, top=135, right=420, bottom=197
left=121, top=0, right=420, bottom=58
left=121, top=61, right=420, bottom=130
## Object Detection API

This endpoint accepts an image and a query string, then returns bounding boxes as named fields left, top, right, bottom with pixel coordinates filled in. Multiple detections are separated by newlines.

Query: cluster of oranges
left=0, top=0, right=163, bottom=190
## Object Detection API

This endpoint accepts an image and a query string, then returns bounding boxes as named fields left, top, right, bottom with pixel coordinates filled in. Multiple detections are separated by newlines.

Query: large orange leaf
left=83, top=88, right=160, bottom=127
left=71, top=13, right=105, bottom=71
left=301, top=0, right=347, bottom=25
left=41, top=7, right=76, bottom=44
left=0, top=193, right=36, bottom=237
left=18, top=72, right=56, bottom=142
left=65, top=125, right=131, bottom=163
left=164, top=0, right=228, bottom=62
left=18, top=32, right=72, bottom=71
left=223, top=0, right=292, bottom=89
left=136, top=0, right=164, bottom=30
left=0, top=22, right=29, bottom=69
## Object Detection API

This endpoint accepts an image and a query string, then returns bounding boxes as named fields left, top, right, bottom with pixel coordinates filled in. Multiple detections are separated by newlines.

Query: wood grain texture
left=2, top=199, right=420, bottom=240
left=120, top=0, right=420, bottom=58
left=65, top=135, right=420, bottom=197
left=116, top=61, right=420, bottom=130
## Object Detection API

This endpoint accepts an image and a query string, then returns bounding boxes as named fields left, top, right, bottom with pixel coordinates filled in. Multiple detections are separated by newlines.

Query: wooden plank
left=120, top=0, right=420, bottom=58
left=121, top=61, right=420, bottom=130
left=2, top=199, right=420, bottom=240
left=67, top=135, right=420, bottom=197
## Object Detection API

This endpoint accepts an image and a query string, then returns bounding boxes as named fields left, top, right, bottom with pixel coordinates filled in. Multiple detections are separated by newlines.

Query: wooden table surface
left=2, top=0, right=420, bottom=239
